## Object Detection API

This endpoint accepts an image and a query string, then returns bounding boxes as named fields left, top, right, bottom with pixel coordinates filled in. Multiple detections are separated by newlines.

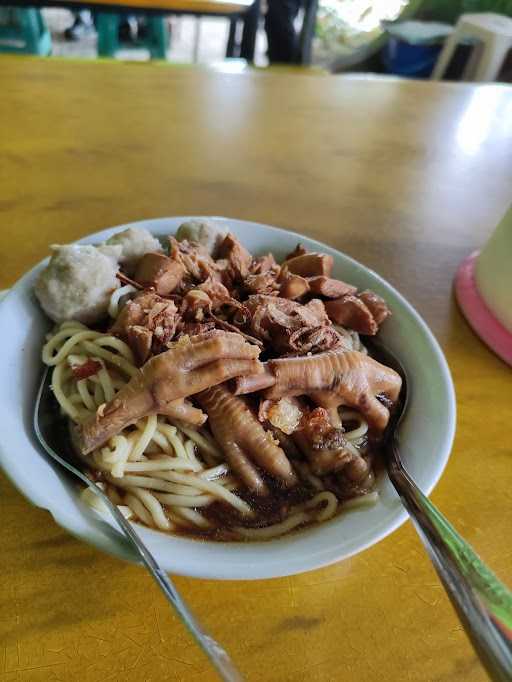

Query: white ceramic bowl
left=0, top=217, right=456, bottom=579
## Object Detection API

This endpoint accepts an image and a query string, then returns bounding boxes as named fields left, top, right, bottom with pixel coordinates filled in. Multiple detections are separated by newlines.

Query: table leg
left=192, top=17, right=201, bottom=62
left=147, top=16, right=169, bottom=60
left=96, top=13, right=120, bottom=58
left=226, top=17, right=238, bottom=58
left=240, top=0, right=260, bottom=62
left=298, top=0, right=318, bottom=64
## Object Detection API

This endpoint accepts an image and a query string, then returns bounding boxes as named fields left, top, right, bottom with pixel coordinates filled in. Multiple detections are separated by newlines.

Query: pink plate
left=454, top=251, right=512, bottom=366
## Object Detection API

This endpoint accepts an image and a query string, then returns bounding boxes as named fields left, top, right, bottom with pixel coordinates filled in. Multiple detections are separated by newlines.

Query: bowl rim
left=0, top=216, right=456, bottom=579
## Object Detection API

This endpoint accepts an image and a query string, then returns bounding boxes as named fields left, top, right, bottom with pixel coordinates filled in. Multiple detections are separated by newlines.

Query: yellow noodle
left=43, top=329, right=101, bottom=365
left=106, top=484, right=123, bottom=506
left=344, top=440, right=360, bottom=458
left=60, top=320, right=87, bottom=331
left=147, top=428, right=171, bottom=453
left=76, top=378, right=96, bottom=412
left=128, top=488, right=171, bottom=531
left=59, top=364, right=73, bottom=382
left=93, top=381, right=104, bottom=406
left=184, top=440, right=203, bottom=469
left=173, top=507, right=211, bottom=529
left=52, top=362, right=80, bottom=420
left=129, top=415, right=157, bottom=461
left=98, top=436, right=131, bottom=477
left=304, top=491, right=338, bottom=522
left=153, top=492, right=214, bottom=507
left=199, top=464, right=230, bottom=481
left=294, top=461, right=324, bottom=491
left=340, top=409, right=369, bottom=442
left=164, top=430, right=190, bottom=462
left=172, top=422, right=223, bottom=460
left=124, top=458, right=198, bottom=473
left=124, top=492, right=154, bottom=526
left=81, top=340, right=137, bottom=377
left=113, top=471, right=250, bottom=514
left=94, top=335, right=135, bottom=362
left=343, top=491, right=379, bottom=510
left=97, top=365, right=115, bottom=403
left=138, top=472, right=205, bottom=496
left=67, top=353, right=88, bottom=366
left=100, top=435, right=129, bottom=463
left=108, top=284, right=137, bottom=318
left=116, top=505, right=135, bottom=520
left=108, top=474, right=194, bottom=494
left=151, top=471, right=251, bottom=514
left=234, top=512, right=309, bottom=539
left=80, top=485, right=110, bottom=515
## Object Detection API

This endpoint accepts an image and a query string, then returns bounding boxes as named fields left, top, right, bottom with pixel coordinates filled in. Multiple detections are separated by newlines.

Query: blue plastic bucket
left=382, top=37, right=442, bottom=78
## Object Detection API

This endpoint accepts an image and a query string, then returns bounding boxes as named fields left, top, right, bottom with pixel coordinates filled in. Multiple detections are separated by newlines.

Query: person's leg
left=265, top=0, right=301, bottom=63
left=118, top=13, right=139, bottom=43
left=64, top=10, right=94, bottom=41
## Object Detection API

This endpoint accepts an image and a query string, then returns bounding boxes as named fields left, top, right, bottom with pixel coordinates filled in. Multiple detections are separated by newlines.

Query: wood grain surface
left=1, top=56, right=511, bottom=682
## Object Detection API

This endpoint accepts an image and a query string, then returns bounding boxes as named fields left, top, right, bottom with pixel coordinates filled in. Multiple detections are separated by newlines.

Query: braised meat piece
left=300, top=407, right=346, bottom=450
left=260, top=398, right=353, bottom=476
left=293, top=429, right=352, bottom=476
left=245, top=294, right=340, bottom=355
left=133, top=252, right=185, bottom=295
left=284, top=244, right=307, bottom=261
left=243, top=272, right=280, bottom=296
left=307, top=276, right=356, bottom=299
left=110, top=291, right=180, bottom=364
left=325, top=290, right=390, bottom=336
left=169, top=237, right=222, bottom=284
left=279, top=273, right=310, bottom=300
left=196, top=278, right=231, bottom=308
left=284, top=253, right=333, bottom=278
left=258, top=397, right=302, bottom=435
left=358, top=290, right=391, bottom=326
left=180, top=289, right=212, bottom=321
left=287, top=326, right=341, bottom=356
left=217, top=233, right=252, bottom=282
left=250, top=253, right=279, bottom=276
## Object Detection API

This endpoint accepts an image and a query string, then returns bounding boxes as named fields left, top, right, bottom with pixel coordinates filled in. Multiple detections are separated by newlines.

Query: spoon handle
left=102, top=494, right=244, bottom=682
left=34, top=367, right=243, bottom=681
left=388, top=444, right=512, bottom=682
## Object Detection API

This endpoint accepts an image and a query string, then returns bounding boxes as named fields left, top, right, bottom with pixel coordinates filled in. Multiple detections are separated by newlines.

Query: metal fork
left=370, top=341, right=512, bottom=682
left=34, top=366, right=243, bottom=682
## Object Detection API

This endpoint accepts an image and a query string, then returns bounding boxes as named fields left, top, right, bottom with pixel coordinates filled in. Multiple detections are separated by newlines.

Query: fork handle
left=388, top=453, right=512, bottom=682
left=96, top=487, right=244, bottom=682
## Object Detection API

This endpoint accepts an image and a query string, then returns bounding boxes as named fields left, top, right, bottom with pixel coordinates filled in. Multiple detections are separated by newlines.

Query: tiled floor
left=43, top=7, right=268, bottom=65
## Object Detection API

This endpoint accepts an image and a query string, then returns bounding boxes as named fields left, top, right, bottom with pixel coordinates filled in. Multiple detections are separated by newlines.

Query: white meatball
left=175, top=219, right=226, bottom=255
left=105, top=227, right=162, bottom=274
left=35, top=244, right=120, bottom=324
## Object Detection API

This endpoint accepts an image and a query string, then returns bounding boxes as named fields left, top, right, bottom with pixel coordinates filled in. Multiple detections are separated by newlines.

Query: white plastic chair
left=431, top=12, right=512, bottom=82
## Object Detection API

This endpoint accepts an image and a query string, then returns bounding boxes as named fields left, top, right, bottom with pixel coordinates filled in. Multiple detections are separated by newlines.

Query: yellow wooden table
left=1, top=56, right=511, bottom=682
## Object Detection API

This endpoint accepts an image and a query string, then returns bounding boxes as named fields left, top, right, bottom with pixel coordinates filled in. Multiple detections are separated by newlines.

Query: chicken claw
left=197, top=385, right=297, bottom=493
left=77, top=331, right=262, bottom=454
left=236, top=347, right=401, bottom=433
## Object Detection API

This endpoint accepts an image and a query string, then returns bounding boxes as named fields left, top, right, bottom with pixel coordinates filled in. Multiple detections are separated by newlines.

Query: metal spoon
left=369, top=341, right=512, bottom=682
left=34, top=366, right=243, bottom=682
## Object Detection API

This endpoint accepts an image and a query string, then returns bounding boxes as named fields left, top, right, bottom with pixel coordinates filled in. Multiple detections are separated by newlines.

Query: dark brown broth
left=130, top=442, right=383, bottom=543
